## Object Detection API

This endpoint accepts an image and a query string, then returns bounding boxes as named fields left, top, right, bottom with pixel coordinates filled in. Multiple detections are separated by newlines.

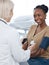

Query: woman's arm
left=30, top=48, right=45, bottom=58
left=29, top=37, right=49, bottom=58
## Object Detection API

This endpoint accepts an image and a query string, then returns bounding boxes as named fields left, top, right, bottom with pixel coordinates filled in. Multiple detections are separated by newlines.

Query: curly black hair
left=34, top=4, right=48, bottom=13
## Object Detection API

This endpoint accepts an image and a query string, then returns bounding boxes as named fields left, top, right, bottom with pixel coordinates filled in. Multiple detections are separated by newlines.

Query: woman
left=22, top=4, right=49, bottom=65
left=0, top=0, right=34, bottom=65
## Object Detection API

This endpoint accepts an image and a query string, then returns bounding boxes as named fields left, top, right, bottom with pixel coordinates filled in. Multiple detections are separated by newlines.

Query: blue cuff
left=39, top=37, right=49, bottom=50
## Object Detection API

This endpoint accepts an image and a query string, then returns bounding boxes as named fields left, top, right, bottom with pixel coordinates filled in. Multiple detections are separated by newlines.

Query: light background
left=11, top=0, right=49, bottom=25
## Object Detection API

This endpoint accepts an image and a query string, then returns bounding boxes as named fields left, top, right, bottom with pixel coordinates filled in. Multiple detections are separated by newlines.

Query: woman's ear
left=10, top=9, right=13, bottom=17
left=5, top=9, right=13, bottom=22
left=44, top=14, right=46, bottom=19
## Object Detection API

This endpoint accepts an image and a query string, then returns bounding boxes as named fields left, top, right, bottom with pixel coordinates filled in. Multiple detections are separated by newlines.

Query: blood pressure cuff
left=39, top=37, right=49, bottom=50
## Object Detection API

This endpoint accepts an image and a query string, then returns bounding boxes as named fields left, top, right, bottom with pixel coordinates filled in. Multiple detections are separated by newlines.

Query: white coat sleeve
left=8, top=29, right=30, bottom=62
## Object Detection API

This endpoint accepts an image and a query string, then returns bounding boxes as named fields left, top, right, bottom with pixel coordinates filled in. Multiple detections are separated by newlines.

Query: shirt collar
left=0, top=18, right=7, bottom=24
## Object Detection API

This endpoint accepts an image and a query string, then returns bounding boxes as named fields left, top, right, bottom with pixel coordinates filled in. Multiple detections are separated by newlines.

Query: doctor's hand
left=22, top=41, right=28, bottom=50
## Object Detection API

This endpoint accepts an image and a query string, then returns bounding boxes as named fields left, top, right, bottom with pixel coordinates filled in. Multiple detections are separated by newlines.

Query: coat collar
left=0, top=18, right=7, bottom=24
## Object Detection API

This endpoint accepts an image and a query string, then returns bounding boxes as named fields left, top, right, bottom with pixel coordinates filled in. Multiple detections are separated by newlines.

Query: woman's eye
left=34, top=14, right=40, bottom=17
left=34, top=15, right=36, bottom=18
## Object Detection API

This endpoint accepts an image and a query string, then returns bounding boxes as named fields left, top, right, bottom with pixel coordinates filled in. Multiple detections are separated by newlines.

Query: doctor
left=0, top=0, right=33, bottom=65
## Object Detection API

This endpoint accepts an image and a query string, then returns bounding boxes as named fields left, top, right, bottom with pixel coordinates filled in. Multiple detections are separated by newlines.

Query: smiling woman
left=22, top=4, right=49, bottom=65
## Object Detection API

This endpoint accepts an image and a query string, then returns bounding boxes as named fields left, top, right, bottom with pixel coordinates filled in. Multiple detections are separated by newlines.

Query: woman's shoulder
left=47, top=26, right=49, bottom=29
left=30, top=25, right=37, bottom=29
left=46, top=26, right=49, bottom=31
left=45, top=26, right=49, bottom=37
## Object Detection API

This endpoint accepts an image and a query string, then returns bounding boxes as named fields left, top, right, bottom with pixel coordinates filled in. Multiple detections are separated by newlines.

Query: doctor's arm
left=8, top=30, right=33, bottom=62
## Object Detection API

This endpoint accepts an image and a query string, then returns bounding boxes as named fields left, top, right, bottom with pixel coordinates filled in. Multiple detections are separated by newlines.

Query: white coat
left=0, top=19, right=30, bottom=65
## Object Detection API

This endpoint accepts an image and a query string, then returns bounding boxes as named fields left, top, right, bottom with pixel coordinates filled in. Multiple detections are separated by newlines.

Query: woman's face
left=33, top=8, right=46, bottom=25
left=5, top=9, right=13, bottom=22
left=9, top=9, right=13, bottom=22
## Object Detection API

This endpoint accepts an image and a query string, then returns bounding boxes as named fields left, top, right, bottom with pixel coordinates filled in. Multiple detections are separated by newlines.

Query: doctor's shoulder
left=6, top=25, right=19, bottom=37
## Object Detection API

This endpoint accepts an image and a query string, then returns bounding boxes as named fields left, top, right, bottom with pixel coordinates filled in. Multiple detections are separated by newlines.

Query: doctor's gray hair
left=0, top=0, right=14, bottom=19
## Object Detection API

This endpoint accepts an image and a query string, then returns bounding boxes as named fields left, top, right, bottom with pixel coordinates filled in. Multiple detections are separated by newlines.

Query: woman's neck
left=38, top=22, right=47, bottom=29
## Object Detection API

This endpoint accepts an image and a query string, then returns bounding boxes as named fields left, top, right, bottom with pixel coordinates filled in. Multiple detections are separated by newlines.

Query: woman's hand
left=28, top=45, right=45, bottom=58
left=28, top=44, right=36, bottom=52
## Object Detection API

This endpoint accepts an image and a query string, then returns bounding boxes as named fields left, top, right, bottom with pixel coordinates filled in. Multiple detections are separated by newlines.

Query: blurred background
left=10, top=0, right=49, bottom=38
